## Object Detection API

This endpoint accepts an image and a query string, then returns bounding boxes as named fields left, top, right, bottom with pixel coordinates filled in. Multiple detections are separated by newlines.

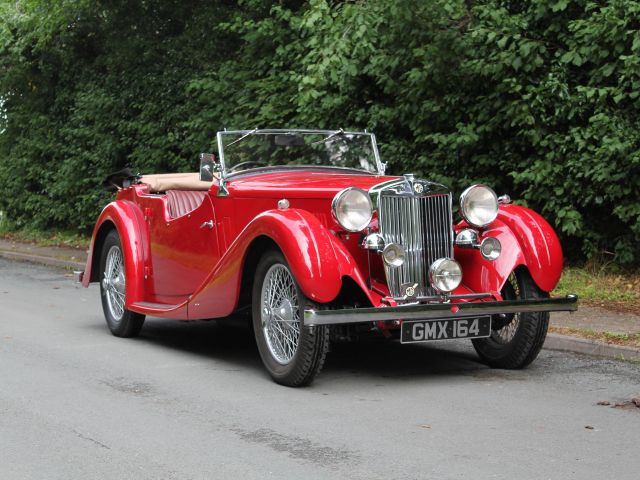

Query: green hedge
left=1, top=0, right=639, bottom=263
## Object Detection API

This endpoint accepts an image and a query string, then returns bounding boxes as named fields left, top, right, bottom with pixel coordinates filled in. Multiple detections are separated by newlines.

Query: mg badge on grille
left=414, top=184, right=424, bottom=194
left=402, top=282, right=419, bottom=299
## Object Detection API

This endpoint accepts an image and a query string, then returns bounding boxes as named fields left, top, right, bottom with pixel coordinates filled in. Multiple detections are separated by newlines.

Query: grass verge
left=554, top=266, right=640, bottom=314
left=0, top=228, right=89, bottom=249
left=549, top=326, right=640, bottom=349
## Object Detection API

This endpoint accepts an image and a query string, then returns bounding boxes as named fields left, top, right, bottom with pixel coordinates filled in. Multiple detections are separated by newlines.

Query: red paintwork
left=82, top=198, right=148, bottom=306
left=496, top=204, right=563, bottom=291
left=188, top=208, right=383, bottom=320
left=228, top=171, right=394, bottom=199
left=134, top=189, right=218, bottom=302
left=83, top=168, right=563, bottom=321
left=455, top=204, right=563, bottom=294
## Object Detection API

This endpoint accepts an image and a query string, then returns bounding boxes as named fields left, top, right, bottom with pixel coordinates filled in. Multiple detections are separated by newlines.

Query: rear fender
left=187, top=208, right=374, bottom=319
left=455, top=205, right=563, bottom=294
left=82, top=200, right=148, bottom=305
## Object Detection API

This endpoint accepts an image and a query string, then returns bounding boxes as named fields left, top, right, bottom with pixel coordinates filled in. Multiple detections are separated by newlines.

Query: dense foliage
left=1, top=0, right=639, bottom=264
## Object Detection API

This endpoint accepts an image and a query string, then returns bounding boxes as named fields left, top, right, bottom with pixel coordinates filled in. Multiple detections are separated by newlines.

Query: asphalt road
left=1, top=258, right=639, bottom=480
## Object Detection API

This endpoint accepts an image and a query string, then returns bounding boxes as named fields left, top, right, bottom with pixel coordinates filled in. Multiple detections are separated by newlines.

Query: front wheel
left=99, top=230, right=145, bottom=337
left=252, top=250, right=329, bottom=387
left=472, top=268, right=549, bottom=369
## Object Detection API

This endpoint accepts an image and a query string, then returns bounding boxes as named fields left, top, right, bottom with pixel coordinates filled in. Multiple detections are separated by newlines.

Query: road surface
left=1, top=258, right=639, bottom=479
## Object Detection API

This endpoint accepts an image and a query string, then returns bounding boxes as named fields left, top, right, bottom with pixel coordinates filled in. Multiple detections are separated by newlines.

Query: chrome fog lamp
left=480, top=236, right=501, bottom=261
left=332, top=187, right=373, bottom=232
left=382, top=243, right=405, bottom=267
left=455, top=228, right=479, bottom=248
left=460, top=184, right=499, bottom=228
left=362, top=233, right=385, bottom=251
left=429, top=258, right=462, bottom=293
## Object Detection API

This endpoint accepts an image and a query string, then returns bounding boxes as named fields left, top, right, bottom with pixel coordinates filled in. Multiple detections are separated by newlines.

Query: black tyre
left=99, top=230, right=145, bottom=337
left=472, top=267, right=549, bottom=369
left=252, top=250, right=329, bottom=387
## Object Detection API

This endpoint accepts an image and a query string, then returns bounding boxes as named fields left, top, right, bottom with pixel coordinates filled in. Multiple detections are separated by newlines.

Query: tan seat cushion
left=140, top=172, right=216, bottom=192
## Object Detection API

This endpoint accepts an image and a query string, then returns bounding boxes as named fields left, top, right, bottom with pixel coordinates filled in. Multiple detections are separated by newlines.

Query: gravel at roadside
left=0, top=237, right=86, bottom=271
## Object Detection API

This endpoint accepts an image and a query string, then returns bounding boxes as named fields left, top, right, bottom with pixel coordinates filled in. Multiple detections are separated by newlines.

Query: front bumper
left=303, top=294, right=578, bottom=327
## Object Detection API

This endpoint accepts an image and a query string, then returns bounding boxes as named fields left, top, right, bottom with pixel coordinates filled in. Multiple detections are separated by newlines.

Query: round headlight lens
left=429, top=258, right=462, bottom=293
left=460, top=185, right=499, bottom=228
left=332, top=187, right=373, bottom=232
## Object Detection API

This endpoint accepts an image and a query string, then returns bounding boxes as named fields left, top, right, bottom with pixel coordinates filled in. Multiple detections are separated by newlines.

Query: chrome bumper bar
left=303, top=294, right=578, bottom=327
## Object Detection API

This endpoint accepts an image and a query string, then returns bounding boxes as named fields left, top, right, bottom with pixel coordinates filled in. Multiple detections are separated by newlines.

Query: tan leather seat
left=165, top=190, right=207, bottom=219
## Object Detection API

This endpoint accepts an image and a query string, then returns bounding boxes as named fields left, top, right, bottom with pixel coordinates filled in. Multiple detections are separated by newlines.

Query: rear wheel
left=472, top=268, right=549, bottom=369
left=252, top=250, right=329, bottom=387
left=99, top=230, right=145, bottom=337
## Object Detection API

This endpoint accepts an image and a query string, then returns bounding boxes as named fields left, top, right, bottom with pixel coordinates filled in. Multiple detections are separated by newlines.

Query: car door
left=145, top=191, right=219, bottom=302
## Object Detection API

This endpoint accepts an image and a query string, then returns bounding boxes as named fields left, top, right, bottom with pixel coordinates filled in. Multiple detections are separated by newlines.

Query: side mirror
left=199, top=153, right=217, bottom=181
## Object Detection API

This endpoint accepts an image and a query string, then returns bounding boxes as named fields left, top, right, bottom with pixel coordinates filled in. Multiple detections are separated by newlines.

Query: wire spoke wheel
left=252, top=250, right=329, bottom=386
left=260, top=264, right=301, bottom=365
left=99, top=230, right=145, bottom=338
left=491, top=272, right=520, bottom=344
left=102, top=245, right=126, bottom=322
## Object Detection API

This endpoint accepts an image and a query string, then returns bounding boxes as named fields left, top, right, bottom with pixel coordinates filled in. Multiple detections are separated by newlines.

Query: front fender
left=455, top=205, right=563, bottom=294
left=497, top=205, right=563, bottom=292
left=82, top=200, right=148, bottom=305
left=187, top=208, right=373, bottom=319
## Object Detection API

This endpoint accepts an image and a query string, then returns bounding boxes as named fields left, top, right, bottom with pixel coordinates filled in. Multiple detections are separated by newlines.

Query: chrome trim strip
left=304, top=295, right=578, bottom=326
left=216, top=131, right=229, bottom=196
left=386, top=293, right=492, bottom=303
left=370, top=134, right=385, bottom=174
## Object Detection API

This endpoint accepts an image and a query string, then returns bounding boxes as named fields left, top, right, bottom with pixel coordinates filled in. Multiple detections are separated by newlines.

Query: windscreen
left=219, top=131, right=380, bottom=175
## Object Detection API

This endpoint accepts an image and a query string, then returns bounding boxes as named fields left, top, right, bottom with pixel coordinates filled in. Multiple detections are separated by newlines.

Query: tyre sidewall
left=99, top=230, right=144, bottom=337
left=252, top=250, right=322, bottom=384
left=472, top=269, right=549, bottom=368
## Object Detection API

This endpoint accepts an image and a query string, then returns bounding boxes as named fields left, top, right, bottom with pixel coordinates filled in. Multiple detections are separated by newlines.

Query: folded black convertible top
left=102, top=168, right=140, bottom=191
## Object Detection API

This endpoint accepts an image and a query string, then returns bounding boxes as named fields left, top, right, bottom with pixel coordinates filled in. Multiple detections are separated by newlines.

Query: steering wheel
left=227, top=160, right=265, bottom=173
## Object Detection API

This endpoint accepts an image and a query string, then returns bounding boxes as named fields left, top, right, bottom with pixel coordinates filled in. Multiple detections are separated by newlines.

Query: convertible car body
left=80, top=129, right=577, bottom=386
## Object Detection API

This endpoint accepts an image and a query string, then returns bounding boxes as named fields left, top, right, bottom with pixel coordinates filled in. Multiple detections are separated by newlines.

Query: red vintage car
left=80, top=129, right=577, bottom=386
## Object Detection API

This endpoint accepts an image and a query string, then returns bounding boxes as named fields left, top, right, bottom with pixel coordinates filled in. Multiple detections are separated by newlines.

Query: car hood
left=225, top=170, right=400, bottom=199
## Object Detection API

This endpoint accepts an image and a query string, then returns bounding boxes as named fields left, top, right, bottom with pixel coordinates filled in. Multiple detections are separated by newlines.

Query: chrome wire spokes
left=103, top=246, right=125, bottom=322
left=492, top=273, right=520, bottom=344
left=261, top=264, right=301, bottom=365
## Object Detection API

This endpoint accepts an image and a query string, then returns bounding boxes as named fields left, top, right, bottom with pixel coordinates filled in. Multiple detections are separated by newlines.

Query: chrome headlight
left=429, top=258, right=462, bottom=293
left=480, top=236, right=501, bottom=261
left=459, top=184, right=499, bottom=228
left=332, top=187, right=373, bottom=232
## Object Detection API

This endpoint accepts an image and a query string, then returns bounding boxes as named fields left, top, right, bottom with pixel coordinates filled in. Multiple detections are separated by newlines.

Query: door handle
left=200, top=220, right=214, bottom=230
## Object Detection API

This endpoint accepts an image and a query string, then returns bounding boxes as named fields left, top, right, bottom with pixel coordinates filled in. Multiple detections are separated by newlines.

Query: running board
left=129, top=300, right=189, bottom=319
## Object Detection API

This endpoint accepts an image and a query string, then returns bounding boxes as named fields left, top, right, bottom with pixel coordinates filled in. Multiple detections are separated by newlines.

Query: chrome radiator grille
left=379, top=192, right=453, bottom=298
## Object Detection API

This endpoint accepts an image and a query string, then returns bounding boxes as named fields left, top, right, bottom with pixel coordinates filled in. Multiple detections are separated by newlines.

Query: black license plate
left=401, top=316, right=492, bottom=344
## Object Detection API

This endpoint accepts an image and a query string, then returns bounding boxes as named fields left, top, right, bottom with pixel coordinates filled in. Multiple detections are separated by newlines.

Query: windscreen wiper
left=312, top=128, right=344, bottom=145
left=225, top=127, right=259, bottom=148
